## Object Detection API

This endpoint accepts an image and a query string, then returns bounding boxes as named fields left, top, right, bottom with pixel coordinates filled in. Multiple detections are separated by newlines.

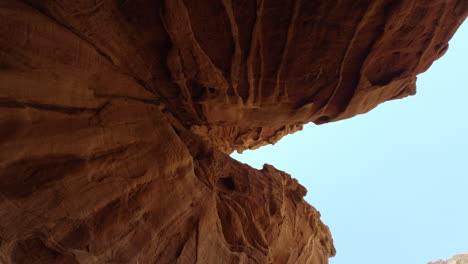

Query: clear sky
left=232, top=20, right=467, bottom=264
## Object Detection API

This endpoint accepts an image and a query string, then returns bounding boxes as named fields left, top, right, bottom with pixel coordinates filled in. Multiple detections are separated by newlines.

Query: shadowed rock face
left=0, top=0, right=466, bottom=263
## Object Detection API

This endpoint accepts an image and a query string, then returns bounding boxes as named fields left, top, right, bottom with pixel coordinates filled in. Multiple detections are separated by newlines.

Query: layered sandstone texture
left=0, top=0, right=466, bottom=263
left=429, top=254, right=468, bottom=264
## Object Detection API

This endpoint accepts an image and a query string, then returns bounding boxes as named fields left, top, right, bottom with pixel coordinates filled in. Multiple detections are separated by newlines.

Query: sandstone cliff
left=0, top=0, right=466, bottom=263
left=429, top=253, right=468, bottom=264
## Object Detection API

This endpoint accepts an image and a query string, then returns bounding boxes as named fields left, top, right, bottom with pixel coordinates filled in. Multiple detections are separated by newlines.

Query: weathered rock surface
left=0, top=0, right=466, bottom=263
left=429, top=253, right=468, bottom=264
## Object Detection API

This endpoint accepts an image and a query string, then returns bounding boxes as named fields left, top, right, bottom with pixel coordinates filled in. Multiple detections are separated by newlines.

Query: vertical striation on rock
left=0, top=0, right=466, bottom=263
left=0, top=1, right=334, bottom=262
left=12, top=0, right=467, bottom=153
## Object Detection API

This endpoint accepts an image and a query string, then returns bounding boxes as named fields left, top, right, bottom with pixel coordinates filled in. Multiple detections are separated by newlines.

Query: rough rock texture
left=429, top=254, right=468, bottom=264
left=5, top=0, right=466, bottom=153
left=0, top=0, right=466, bottom=263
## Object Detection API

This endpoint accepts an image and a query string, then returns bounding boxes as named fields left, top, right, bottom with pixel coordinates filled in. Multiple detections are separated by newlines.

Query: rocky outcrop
left=0, top=0, right=466, bottom=263
left=429, top=253, right=468, bottom=264
left=9, top=0, right=467, bottom=153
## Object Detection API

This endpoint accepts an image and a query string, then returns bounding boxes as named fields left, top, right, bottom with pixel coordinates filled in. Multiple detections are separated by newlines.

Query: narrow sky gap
left=231, top=20, right=467, bottom=264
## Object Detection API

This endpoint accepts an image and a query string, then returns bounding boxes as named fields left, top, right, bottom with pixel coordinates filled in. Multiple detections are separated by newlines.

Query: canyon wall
left=0, top=0, right=466, bottom=263
left=429, top=253, right=468, bottom=264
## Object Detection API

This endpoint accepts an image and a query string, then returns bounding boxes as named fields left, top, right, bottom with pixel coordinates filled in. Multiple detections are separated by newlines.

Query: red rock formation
left=0, top=0, right=466, bottom=263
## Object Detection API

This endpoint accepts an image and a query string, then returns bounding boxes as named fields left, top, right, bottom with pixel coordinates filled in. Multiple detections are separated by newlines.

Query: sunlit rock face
left=0, top=0, right=466, bottom=263
left=429, top=253, right=468, bottom=264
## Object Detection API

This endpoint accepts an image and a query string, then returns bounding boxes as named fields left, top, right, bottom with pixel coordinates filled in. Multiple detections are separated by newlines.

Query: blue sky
left=232, top=20, right=467, bottom=264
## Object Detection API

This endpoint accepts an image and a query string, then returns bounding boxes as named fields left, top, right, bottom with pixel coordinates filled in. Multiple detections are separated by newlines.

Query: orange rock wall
left=0, top=0, right=466, bottom=263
